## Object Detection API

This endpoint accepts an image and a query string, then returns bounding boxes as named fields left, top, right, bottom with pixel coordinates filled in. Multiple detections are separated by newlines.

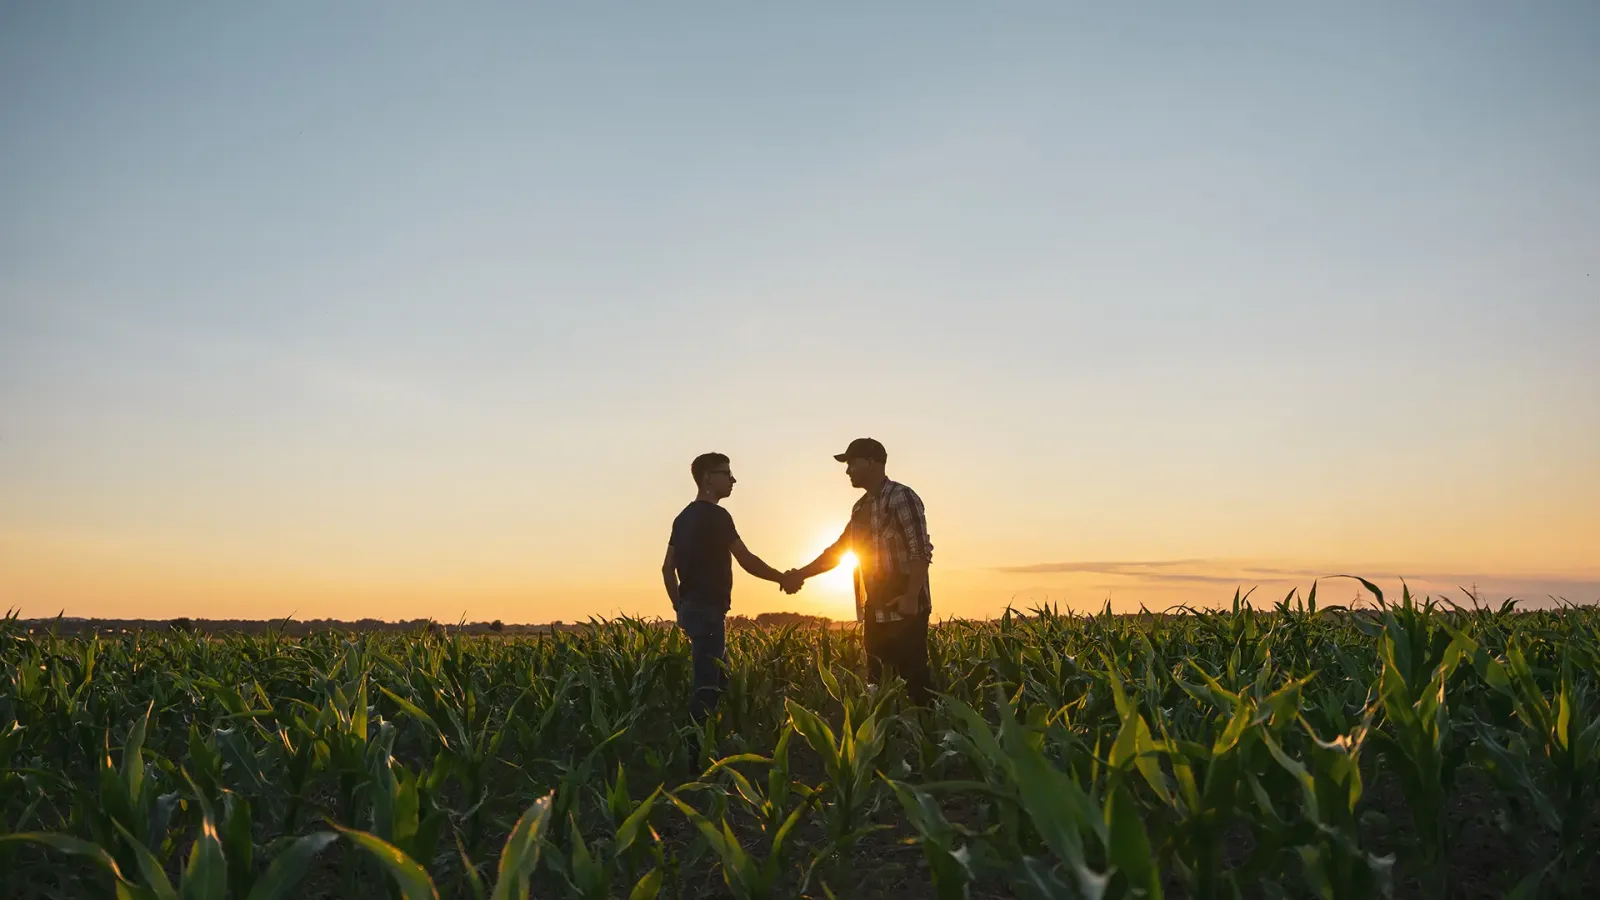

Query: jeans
left=676, top=606, right=728, bottom=723
left=863, top=612, right=931, bottom=705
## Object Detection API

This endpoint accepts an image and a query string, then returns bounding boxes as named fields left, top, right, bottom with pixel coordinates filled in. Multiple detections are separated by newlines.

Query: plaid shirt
left=838, top=480, right=933, bottom=623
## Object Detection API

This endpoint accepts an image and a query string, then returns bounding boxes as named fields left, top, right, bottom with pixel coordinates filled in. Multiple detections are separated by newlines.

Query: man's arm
left=732, top=539, right=788, bottom=584
left=897, top=559, right=930, bottom=613
left=889, top=488, right=933, bottom=614
left=661, top=545, right=680, bottom=610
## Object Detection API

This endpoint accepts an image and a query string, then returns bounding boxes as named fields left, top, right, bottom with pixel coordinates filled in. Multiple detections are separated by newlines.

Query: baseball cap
left=833, top=437, right=887, bottom=463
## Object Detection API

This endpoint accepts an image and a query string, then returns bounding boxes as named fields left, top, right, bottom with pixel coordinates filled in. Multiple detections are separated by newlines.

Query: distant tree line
left=14, top=611, right=845, bottom=637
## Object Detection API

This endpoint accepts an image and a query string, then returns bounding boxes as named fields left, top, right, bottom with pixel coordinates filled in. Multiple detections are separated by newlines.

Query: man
left=786, top=438, right=934, bottom=704
left=662, top=452, right=798, bottom=723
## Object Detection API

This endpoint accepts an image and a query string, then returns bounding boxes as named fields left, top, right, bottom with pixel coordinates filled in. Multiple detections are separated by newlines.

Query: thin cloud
left=992, top=558, right=1600, bottom=602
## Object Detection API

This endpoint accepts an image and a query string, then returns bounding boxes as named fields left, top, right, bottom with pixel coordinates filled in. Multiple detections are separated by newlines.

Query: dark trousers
left=863, top=613, right=931, bottom=705
left=676, top=606, right=728, bottom=723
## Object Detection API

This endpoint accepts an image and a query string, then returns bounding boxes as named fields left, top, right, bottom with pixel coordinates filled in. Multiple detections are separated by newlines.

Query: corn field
left=5, top=580, right=1600, bottom=899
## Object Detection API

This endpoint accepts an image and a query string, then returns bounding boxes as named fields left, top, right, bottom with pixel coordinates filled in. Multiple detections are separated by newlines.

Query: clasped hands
left=777, top=569, right=806, bottom=595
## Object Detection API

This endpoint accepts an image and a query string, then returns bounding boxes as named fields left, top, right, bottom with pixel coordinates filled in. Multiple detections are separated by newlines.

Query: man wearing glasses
left=661, top=452, right=799, bottom=723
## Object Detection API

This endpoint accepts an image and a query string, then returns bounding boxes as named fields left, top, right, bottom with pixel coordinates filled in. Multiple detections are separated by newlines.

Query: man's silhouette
left=787, top=438, right=934, bottom=704
left=662, top=452, right=796, bottom=722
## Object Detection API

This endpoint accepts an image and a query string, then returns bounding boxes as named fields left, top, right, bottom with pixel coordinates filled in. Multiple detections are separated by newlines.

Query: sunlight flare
left=815, top=550, right=858, bottom=596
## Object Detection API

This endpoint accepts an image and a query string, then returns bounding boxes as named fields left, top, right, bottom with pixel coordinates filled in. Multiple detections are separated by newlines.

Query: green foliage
left=3, top=593, right=1599, bottom=898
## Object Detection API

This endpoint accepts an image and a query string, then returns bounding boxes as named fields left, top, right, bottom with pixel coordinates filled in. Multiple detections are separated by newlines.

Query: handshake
left=776, top=569, right=807, bottom=595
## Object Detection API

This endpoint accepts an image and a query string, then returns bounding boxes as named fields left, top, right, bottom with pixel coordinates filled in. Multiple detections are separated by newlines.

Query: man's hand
left=778, top=570, right=806, bottom=595
left=895, top=592, right=919, bottom=615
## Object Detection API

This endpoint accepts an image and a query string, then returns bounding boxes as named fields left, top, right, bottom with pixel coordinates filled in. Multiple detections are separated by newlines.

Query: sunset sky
left=3, top=4, right=1597, bottom=623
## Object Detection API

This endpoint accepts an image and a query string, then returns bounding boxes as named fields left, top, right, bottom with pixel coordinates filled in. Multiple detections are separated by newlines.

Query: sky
left=3, top=4, right=1597, bottom=623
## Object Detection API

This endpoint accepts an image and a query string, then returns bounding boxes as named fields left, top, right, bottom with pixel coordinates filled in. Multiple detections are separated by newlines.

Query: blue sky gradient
left=3, top=4, right=1597, bottom=620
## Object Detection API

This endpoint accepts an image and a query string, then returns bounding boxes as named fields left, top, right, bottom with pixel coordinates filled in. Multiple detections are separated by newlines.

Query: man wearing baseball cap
left=786, top=438, right=934, bottom=704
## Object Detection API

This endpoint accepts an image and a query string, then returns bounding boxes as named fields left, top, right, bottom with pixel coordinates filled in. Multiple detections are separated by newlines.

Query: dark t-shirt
left=669, top=500, right=739, bottom=612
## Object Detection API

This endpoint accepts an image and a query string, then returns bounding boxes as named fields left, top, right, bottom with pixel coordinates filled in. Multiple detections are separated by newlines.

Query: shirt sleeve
left=720, top=507, right=740, bottom=547
left=889, top=486, right=932, bottom=564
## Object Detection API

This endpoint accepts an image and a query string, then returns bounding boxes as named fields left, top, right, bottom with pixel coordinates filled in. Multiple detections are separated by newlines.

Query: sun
left=813, top=550, right=858, bottom=595
left=797, top=531, right=858, bottom=615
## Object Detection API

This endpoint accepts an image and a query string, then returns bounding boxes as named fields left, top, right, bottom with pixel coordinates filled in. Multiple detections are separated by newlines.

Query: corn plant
left=784, top=694, right=893, bottom=866
left=1458, top=634, right=1600, bottom=899
left=1362, top=584, right=1471, bottom=894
